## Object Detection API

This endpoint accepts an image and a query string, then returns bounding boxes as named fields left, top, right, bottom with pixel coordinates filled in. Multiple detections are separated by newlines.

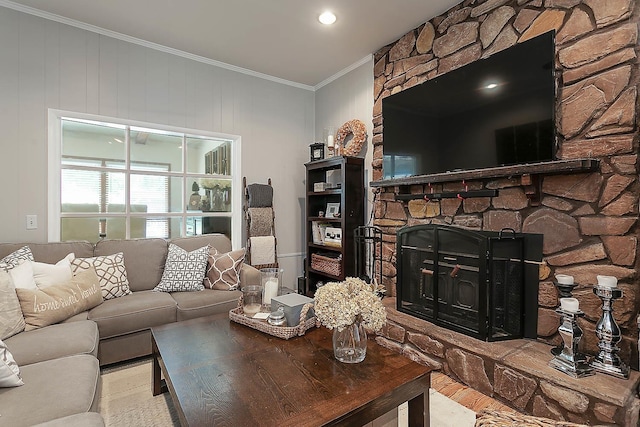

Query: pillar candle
left=263, top=278, right=279, bottom=305
left=596, top=275, right=617, bottom=288
left=555, top=274, right=574, bottom=285
left=560, top=297, right=579, bottom=313
left=327, top=134, right=334, bottom=148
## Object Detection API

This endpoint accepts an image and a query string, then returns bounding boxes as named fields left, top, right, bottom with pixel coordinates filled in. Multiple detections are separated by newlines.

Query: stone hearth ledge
left=378, top=298, right=640, bottom=425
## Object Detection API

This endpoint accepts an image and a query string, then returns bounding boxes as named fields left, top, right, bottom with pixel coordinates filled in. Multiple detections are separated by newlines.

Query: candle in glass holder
left=596, top=275, right=617, bottom=288
left=555, top=274, right=574, bottom=285
left=263, top=278, right=279, bottom=305
left=560, top=297, right=579, bottom=313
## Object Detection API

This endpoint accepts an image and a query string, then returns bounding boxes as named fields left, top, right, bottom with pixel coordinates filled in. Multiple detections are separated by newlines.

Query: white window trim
left=47, top=109, right=243, bottom=249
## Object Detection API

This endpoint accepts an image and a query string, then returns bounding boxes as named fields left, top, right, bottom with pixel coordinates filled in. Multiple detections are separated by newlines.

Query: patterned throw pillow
left=0, top=338, right=23, bottom=387
left=204, top=248, right=246, bottom=290
left=0, top=271, right=25, bottom=340
left=71, top=252, right=131, bottom=300
left=16, top=268, right=103, bottom=331
left=154, top=244, right=209, bottom=292
left=0, top=246, right=34, bottom=272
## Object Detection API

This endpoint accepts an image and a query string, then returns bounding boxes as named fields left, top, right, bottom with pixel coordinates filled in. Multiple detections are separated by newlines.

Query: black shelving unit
left=305, top=156, right=364, bottom=296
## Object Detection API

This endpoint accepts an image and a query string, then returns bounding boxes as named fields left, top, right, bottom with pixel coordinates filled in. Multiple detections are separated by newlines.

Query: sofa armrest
left=239, top=264, right=260, bottom=288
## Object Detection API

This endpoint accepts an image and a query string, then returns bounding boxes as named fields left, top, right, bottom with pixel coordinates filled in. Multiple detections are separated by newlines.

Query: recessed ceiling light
left=486, top=83, right=498, bottom=89
left=319, top=11, right=336, bottom=25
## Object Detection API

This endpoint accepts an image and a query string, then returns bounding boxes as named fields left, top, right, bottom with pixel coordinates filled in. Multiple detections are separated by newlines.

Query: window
left=48, top=111, right=242, bottom=248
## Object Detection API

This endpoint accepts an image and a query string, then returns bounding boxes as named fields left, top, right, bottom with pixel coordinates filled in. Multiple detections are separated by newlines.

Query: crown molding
left=314, top=55, right=373, bottom=90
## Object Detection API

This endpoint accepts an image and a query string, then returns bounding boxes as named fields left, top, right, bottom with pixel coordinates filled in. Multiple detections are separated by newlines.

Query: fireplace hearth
left=396, top=225, right=542, bottom=341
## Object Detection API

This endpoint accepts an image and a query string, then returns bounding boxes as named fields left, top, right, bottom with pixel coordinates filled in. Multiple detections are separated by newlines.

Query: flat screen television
left=382, top=31, right=556, bottom=180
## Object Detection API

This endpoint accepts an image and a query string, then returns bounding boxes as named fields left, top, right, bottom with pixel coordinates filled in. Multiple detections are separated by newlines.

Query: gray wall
left=0, top=7, right=314, bottom=285
left=0, top=6, right=376, bottom=287
left=315, top=58, right=375, bottom=222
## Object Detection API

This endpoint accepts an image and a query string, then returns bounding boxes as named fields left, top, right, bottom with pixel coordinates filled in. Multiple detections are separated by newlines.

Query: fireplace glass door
left=397, top=224, right=530, bottom=341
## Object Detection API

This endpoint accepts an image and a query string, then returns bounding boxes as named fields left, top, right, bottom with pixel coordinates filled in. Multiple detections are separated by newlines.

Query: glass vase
left=333, top=321, right=367, bottom=363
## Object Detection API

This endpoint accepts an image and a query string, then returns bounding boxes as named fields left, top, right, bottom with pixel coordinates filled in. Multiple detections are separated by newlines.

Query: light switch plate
left=26, top=215, right=37, bottom=230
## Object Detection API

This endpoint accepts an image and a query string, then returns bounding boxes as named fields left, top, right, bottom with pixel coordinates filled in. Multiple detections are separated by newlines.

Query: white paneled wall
left=0, top=7, right=313, bottom=285
left=315, top=59, right=375, bottom=223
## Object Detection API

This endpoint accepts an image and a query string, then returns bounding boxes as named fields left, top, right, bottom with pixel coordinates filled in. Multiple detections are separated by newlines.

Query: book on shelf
left=312, top=221, right=331, bottom=245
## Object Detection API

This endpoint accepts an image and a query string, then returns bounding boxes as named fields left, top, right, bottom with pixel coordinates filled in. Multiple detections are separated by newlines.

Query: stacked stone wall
left=372, top=0, right=639, bottom=369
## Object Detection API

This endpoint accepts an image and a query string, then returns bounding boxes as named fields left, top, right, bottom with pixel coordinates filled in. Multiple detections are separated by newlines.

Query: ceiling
left=2, top=0, right=461, bottom=89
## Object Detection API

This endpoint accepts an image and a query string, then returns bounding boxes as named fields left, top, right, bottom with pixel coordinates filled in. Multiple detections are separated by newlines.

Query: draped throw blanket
left=248, top=207, right=273, bottom=237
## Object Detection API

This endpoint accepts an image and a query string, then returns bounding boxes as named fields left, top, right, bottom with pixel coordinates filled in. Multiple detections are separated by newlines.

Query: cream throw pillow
left=33, top=253, right=75, bottom=288
left=204, top=248, right=246, bottom=290
left=8, top=261, right=37, bottom=290
left=71, top=252, right=131, bottom=300
left=16, top=268, right=103, bottom=331
left=0, top=271, right=26, bottom=340
left=0, top=339, right=23, bottom=387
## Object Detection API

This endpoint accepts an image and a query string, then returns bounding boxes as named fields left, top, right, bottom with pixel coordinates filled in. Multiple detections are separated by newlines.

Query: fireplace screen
left=396, top=224, right=541, bottom=341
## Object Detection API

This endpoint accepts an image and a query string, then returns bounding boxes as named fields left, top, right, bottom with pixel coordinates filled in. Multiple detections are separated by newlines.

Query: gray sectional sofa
left=0, top=234, right=259, bottom=426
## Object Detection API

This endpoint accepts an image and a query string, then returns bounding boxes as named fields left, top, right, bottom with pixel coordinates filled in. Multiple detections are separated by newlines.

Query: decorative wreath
left=336, top=119, right=367, bottom=157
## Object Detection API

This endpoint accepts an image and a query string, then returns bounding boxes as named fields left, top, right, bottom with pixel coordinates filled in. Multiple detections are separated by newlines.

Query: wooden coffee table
left=151, top=314, right=431, bottom=426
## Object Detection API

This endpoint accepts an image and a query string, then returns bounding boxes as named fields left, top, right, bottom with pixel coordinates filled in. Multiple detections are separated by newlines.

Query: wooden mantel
left=369, top=159, right=600, bottom=188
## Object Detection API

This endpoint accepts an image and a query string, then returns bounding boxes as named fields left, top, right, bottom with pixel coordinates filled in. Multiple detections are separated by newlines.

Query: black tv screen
left=382, top=31, right=556, bottom=179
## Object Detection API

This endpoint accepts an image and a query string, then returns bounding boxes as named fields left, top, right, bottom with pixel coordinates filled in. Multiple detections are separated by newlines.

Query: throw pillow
left=153, top=244, right=209, bottom=292
left=71, top=252, right=131, bottom=300
left=204, top=248, right=246, bottom=290
left=16, top=268, right=103, bottom=331
left=8, top=261, right=37, bottom=290
left=0, top=271, right=26, bottom=340
left=0, top=246, right=34, bottom=272
left=32, top=253, right=75, bottom=288
left=0, top=339, right=23, bottom=387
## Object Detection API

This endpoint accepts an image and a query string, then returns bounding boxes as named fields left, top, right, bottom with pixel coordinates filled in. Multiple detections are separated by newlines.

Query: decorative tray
left=229, top=298, right=318, bottom=340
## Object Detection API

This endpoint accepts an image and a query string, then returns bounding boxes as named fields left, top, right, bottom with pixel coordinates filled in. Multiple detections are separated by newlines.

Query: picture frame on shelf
left=324, top=227, right=342, bottom=247
left=326, top=203, right=340, bottom=218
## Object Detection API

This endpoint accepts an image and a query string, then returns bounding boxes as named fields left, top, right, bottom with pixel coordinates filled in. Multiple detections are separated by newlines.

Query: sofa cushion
left=88, top=290, right=176, bottom=339
left=72, top=253, right=131, bottom=300
left=171, top=233, right=233, bottom=253
left=5, top=320, right=99, bottom=366
left=0, top=246, right=33, bottom=271
left=16, top=269, right=103, bottom=331
left=33, top=412, right=105, bottom=427
left=172, top=289, right=242, bottom=321
left=32, top=253, right=75, bottom=288
left=0, top=242, right=94, bottom=265
left=0, top=354, right=100, bottom=427
left=0, top=270, right=25, bottom=340
left=204, top=248, right=246, bottom=290
left=94, top=238, right=168, bottom=292
left=153, top=244, right=209, bottom=292
left=0, top=338, right=23, bottom=387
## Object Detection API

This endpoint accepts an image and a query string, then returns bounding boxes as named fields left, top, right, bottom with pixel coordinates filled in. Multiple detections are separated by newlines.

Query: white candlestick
left=327, top=134, right=334, bottom=148
left=555, top=274, right=574, bottom=285
left=560, top=297, right=579, bottom=313
left=263, top=278, right=279, bottom=305
left=596, top=275, right=617, bottom=288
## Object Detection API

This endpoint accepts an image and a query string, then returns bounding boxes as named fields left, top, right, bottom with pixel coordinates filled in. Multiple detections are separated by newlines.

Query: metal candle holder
left=549, top=307, right=594, bottom=378
left=551, top=279, right=578, bottom=357
left=590, top=285, right=629, bottom=379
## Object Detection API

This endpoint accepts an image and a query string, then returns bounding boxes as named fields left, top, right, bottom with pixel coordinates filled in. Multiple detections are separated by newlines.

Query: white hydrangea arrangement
left=313, top=277, right=386, bottom=332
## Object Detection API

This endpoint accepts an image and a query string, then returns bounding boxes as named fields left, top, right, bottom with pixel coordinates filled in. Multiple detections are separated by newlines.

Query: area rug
left=99, top=358, right=476, bottom=426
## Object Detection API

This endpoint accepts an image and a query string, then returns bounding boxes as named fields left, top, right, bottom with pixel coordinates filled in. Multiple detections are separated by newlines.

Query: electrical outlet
left=26, top=215, right=37, bottom=230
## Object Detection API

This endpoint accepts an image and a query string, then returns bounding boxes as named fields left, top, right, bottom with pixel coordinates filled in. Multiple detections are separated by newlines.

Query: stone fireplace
left=369, top=0, right=640, bottom=424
